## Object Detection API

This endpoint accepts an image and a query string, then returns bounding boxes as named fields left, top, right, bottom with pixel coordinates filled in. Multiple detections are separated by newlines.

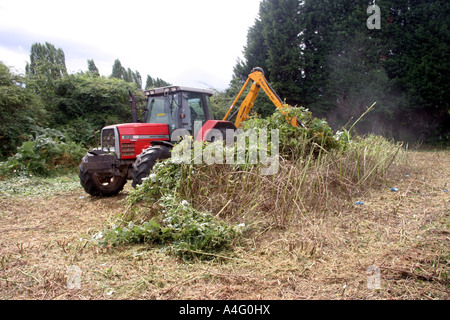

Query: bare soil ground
left=0, top=151, right=448, bottom=300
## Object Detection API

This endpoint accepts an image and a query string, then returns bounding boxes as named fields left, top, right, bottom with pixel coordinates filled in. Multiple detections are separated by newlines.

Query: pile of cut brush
left=95, top=105, right=406, bottom=260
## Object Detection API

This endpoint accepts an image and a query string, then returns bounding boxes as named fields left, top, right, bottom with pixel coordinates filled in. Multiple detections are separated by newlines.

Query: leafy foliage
left=0, top=62, right=48, bottom=158
left=0, top=127, right=86, bottom=177
left=51, top=73, right=139, bottom=133
left=126, top=159, right=189, bottom=207
left=99, top=194, right=240, bottom=260
left=25, top=42, right=67, bottom=82
left=243, top=106, right=342, bottom=158
left=99, top=158, right=241, bottom=260
left=25, top=42, right=67, bottom=103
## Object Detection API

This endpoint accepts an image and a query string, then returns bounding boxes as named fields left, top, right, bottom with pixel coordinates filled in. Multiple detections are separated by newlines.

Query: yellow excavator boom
left=223, top=67, right=303, bottom=129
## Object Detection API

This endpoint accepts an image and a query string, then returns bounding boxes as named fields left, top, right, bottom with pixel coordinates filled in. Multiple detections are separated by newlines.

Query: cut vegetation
left=1, top=134, right=448, bottom=299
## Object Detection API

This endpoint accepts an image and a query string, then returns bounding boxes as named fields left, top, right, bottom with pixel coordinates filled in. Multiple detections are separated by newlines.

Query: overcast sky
left=0, top=0, right=261, bottom=90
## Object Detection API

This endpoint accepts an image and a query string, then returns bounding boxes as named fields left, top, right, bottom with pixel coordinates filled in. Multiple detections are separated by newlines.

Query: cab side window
left=188, top=95, right=206, bottom=123
left=182, top=93, right=207, bottom=133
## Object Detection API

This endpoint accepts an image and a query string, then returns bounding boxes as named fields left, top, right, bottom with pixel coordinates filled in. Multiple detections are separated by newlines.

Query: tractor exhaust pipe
left=129, top=90, right=138, bottom=123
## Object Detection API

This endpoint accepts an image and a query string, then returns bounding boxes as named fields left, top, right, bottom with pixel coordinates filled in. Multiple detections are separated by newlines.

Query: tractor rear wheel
left=131, top=145, right=171, bottom=188
left=79, top=155, right=127, bottom=197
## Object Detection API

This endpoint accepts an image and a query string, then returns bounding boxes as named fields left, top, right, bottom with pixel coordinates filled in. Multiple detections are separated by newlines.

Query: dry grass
left=0, top=150, right=448, bottom=300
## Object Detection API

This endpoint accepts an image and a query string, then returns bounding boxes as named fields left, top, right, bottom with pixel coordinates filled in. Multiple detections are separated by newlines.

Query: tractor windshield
left=145, top=94, right=179, bottom=129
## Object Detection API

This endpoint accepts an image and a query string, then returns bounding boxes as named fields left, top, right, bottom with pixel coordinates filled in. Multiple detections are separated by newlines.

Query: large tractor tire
left=79, top=155, right=127, bottom=197
left=131, top=145, right=171, bottom=188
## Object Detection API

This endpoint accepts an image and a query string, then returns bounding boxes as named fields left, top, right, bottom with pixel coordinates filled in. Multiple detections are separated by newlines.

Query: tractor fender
left=195, top=120, right=237, bottom=142
left=150, top=140, right=174, bottom=149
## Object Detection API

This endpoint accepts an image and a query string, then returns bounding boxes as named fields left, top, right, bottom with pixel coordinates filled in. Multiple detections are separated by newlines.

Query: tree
left=234, top=0, right=303, bottom=103
left=299, top=0, right=353, bottom=113
left=144, top=75, right=171, bottom=89
left=232, top=0, right=303, bottom=117
left=87, top=59, right=100, bottom=76
left=260, top=0, right=303, bottom=104
left=111, top=59, right=144, bottom=89
left=145, top=75, right=154, bottom=89
left=300, top=1, right=399, bottom=131
left=377, top=0, right=450, bottom=141
left=111, top=59, right=125, bottom=79
left=0, top=62, right=47, bottom=157
left=25, top=42, right=67, bottom=99
left=234, top=0, right=448, bottom=142
left=233, top=16, right=268, bottom=82
left=299, top=0, right=450, bottom=141
left=26, top=42, right=67, bottom=80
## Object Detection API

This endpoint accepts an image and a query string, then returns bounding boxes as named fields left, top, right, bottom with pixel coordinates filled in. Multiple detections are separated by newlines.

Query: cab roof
left=144, top=86, right=214, bottom=96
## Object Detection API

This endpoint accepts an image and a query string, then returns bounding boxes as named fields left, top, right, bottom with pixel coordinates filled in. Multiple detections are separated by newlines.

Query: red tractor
left=79, top=68, right=301, bottom=197
left=79, top=86, right=236, bottom=197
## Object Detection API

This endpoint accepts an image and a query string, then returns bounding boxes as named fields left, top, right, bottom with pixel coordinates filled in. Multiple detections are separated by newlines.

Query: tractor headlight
left=101, top=127, right=119, bottom=156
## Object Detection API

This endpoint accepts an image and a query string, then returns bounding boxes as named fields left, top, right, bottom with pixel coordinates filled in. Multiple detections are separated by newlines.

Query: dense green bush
left=0, top=126, right=86, bottom=177
left=57, top=117, right=97, bottom=147
left=1, top=61, right=139, bottom=159
left=52, top=73, right=140, bottom=130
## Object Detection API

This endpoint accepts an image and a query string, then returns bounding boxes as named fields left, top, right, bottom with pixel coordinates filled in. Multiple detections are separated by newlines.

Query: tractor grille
left=121, top=143, right=135, bottom=157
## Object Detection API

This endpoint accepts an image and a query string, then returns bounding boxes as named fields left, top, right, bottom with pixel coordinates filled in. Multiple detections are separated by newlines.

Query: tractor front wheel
left=79, top=155, right=127, bottom=197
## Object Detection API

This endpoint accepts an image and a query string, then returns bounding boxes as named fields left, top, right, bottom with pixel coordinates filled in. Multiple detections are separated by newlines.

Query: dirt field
left=0, top=151, right=448, bottom=300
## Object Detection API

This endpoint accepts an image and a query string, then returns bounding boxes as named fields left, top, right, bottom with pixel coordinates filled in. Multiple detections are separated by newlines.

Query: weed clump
left=243, top=106, right=343, bottom=158
left=98, top=158, right=242, bottom=260
left=99, top=194, right=241, bottom=260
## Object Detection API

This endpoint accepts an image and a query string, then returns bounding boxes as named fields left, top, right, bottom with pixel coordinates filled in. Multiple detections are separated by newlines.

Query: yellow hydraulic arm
left=223, top=67, right=303, bottom=129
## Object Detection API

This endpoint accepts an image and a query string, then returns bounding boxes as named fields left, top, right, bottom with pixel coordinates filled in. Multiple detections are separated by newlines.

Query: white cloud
left=0, top=0, right=261, bottom=90
left=0, top=45, right=29, bottom=74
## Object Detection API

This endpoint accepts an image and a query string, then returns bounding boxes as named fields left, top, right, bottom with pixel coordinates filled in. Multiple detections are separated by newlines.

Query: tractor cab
left=143, top=86, right=215, bottom=138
